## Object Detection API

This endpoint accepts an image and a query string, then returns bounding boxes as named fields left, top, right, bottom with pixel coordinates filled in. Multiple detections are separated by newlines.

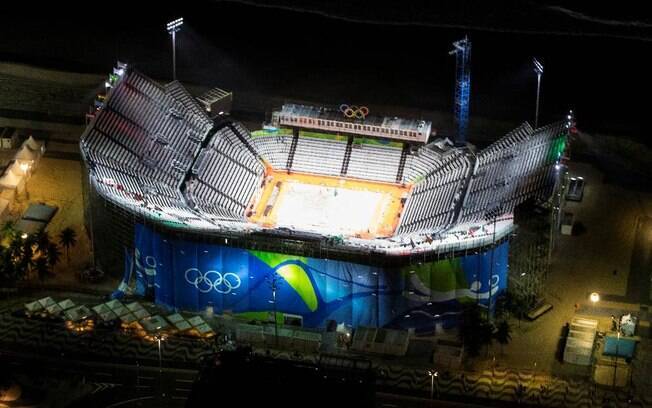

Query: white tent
left=166, top=313, right=192, bottom=331
left=37, top=297, right=56, bottom=309
left=58, top=299, right=75, bottom=310
left=15, top=145, right=39, bottom=162
left=23, top=136, right=46, bottom=154
left=0, top=168, right=25, bottom=192
left=140, top=315, right=170, bottom=332
left=25, top=300, right=43, bottom=313
left=46, top=303, right=64, bottom=315
left=64, top=305, right=92, bottom=322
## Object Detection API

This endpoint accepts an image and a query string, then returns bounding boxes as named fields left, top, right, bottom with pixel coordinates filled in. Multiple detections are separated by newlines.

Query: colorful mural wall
left=130, top=225, right=508, bottom=331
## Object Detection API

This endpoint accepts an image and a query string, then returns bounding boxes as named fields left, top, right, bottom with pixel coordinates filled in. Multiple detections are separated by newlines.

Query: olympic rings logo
left=184, top=268, right=242, bottom=294
left=339, top=104, right=369, bottom=119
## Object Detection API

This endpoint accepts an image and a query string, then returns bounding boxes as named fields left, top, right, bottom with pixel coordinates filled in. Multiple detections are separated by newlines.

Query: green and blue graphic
left=132, top=225, right=508, bottom=330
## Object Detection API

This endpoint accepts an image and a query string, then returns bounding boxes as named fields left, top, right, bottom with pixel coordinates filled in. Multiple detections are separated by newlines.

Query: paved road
left=626, top=216, right=652, bottom=305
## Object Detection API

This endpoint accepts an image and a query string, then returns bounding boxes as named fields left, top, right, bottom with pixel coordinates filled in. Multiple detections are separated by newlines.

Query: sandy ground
left=3, top=157, right=94, bottom=284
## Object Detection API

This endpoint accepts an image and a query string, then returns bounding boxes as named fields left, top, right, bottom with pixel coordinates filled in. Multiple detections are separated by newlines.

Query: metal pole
left=535, top=73, right=541, bottom=128
left=157, top=337, right=164, bottom=399
left=172, top=30, right=177, bottom=81
left=548, top=167, right=560, bottom=265
left=613, top=331, right=620, bottom=388
left=273, top=284, right=279, bottom=347
left=430, top=374, right=434, bottom=399
left=488, top=214, right=497, bottom=321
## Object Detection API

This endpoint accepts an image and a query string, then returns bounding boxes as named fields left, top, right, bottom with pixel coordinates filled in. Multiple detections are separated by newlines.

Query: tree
left=0, top=221, right=15, bottom=240
left=494, top=319, right=512, bottom=355
left=46, top=243, right=62, bottom=272
left=35, top=257, right=49, bottom=282
left=36, top=232, right=51, bottom=256
left=458, top=303, right=493, bottom=358
left=58, top=227, right=77, bottom=263
left=18, top=235, right=36, bottom=278
left=0, top=246, right=15, bottom=285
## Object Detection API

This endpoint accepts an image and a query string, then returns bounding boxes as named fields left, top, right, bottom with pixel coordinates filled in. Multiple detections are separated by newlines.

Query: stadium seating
left=402, top=146, right=443, bottom=183
left=347, top=144, right=403, bottom=183
left=291, top=137, right=347, bottom=177
left=399, top=121, right=567, bottom=235
left=81, top=67, right=568, bottom=250
left=458, top=122, right=565, bottom=224
left=189, top=126, right=265, bottom=218
left=252, top=134, right=292, bottom=170
left=397, top=151, right=471, bottom=234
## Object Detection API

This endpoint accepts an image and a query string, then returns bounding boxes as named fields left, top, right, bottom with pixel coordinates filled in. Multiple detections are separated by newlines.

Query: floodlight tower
left=533, top=58, right=544, bottom=128
left=449, top=36, right=471, bottom=144
left=166, top=17, right=184, bottom=80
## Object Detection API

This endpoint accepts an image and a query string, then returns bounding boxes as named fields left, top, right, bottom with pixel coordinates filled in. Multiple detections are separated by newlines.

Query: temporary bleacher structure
left=81, top=67, right=568, bottom=253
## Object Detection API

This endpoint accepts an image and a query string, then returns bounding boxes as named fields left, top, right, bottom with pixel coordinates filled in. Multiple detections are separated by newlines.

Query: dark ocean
left=1, top=1, right=650, bottom=141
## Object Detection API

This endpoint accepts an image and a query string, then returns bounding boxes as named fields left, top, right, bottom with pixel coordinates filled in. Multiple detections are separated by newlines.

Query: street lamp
left=166, top=17, right=184, bottom=80
left=590, top=292, right=600, bottom=315
left=154, top=332, right=166, bottom=399
left=427, top=370, right=439, bottom=399
left=266, top=271, right=283, bottom=347
left=533, top=58, right=544, bottom=128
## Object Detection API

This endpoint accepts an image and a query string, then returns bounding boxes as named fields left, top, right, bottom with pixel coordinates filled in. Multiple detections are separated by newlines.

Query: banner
left=133, top=224, right=508, bottom=330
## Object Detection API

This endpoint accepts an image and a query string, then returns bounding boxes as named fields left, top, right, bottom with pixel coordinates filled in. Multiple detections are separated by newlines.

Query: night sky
left=1, top=1, right=650, bottom=140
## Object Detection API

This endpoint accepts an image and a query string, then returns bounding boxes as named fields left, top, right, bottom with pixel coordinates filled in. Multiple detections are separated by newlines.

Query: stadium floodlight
left=533, top=58, right=544, bottom=128
left=166, top=17, right=184, bottom=80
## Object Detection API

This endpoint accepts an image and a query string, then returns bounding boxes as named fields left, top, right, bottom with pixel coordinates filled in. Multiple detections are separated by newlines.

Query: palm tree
left=46, top=243, right=62, bottom=272
left=58, top=227, right=77, bottom=263
left=0, top=221, right=15, bottom=240
left=35, top=257, right=49, bottom=282
left=0, top=246, right=14, bottom=285
left=20, top=235, right=36, bottom=275
left=458, top=303, right=492, bottom=358
left=494, top=319, right=512, bottom=355
left=36, top=232, right=51, bottom=256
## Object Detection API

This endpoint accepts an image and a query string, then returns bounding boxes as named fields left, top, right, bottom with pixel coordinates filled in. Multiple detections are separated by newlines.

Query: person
left=574, top=303, right=579, bottom=312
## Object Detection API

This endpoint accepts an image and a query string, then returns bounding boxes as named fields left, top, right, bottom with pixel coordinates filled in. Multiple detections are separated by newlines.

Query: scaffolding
left=449, top=37, right=471, bottom=144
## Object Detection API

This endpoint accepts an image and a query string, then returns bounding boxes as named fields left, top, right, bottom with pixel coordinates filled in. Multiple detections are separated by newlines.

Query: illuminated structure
left=449, top=37, right=471, bottom=144
left=81, top=65, right=567, bottom=331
